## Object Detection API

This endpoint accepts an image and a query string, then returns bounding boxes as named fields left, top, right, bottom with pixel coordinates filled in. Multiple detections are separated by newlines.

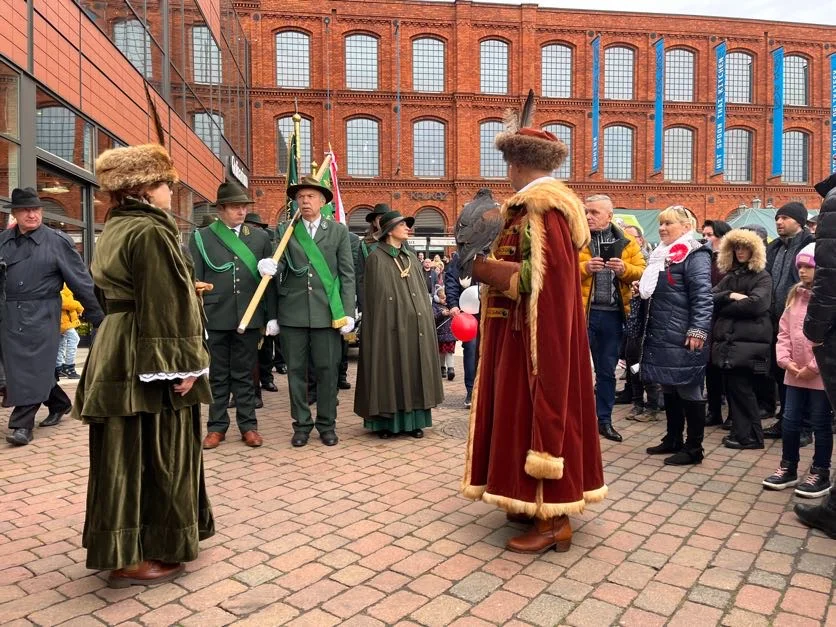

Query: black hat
left=245, top=212, right=267, bottom=228
left=775, top=202, right=807, bottom=228
left=4, top=187, right=44, bottom=210
left=807, top=214, right=818, bottom=225
left=216, top=181, right=255, bottom=206
left=374, top=211, right=415, bottom=240
left=814, top=173, right=836, bottom=199
left=365, top=203, right=391, bottom=223
left=287, top=175, right=333, bottom=204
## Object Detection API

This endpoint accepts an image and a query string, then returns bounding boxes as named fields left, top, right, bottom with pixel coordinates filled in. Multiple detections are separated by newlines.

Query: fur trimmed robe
left=461, top=178, right=608, bottom=518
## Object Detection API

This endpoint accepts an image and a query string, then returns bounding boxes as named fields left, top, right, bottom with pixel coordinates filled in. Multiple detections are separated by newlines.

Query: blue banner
left=713, top=42, right=726, bottom=175
left=653, top=38, right=665, bottom=174
left=771, top=47, right=784, bottom=177
left=591, top=36, right=600, bottom=174
left=831, top=54, right=836, bottom=174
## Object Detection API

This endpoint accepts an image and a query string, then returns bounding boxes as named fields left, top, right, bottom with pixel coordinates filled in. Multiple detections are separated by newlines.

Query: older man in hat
left=258, top=176, right=355, bottom=447
left=189, top=181, right=278, bottom=449
left=0, top=187, right=104, bottom=445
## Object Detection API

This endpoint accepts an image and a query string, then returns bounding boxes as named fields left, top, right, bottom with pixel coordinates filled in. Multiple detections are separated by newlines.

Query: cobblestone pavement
left=2, top=354, right=835, bottom=626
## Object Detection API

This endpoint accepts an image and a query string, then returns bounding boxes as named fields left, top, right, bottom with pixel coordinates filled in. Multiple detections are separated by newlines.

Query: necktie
left=309, top=222, right=315, bottom=239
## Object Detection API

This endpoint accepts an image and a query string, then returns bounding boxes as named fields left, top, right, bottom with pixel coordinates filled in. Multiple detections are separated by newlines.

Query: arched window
left=413, top=38, right=444, bottom=92
left=346, top=118, right=379, bottom=177
left=726, top=52, right=753, bottom=104
left=784, top=55, right=809, bottom=107
left=663, top=127, right=693, bottom=182
left=543, top=123, right=572, bottom=180
left=194, top=112, right=224, bottom=156
left=276, top=116, right=312, bottom=175
left=541, top=44, right=572, bottom=98
left=603, top=125, right=633, bottom=180
left=782, top=130, right=809, bottom=184
left=604, top=46, right=634, bottom=100
left=665, top=49, right=694, bottom=102
left=113, top=20, right=152, bottom=78
left=345, top=34, right=378, bottom=91
left=725, top=128, right=753, bottom=183
left=276, top=31, right=310, bottom=88
left=413, top=207, right=447, bottom=235
left=348, top=206, right=372, bottom=235
left=479, top=121, right=505, bottom=178
left=480, top=40, right=508, bottom=94
left=192, top=25, right=222, bottom=84
left=413, top=120, right=445, bottom=178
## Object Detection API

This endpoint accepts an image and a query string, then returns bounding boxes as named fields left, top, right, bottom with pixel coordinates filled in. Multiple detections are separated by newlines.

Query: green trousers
left=206, top=329, right=260, bottom=433
left=280, top=325, right=342, bottom=435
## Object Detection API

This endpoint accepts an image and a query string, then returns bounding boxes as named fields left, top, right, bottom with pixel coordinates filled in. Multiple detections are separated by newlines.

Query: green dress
left=74, top=199, right=215, bottom=570
left=354, top=243, right=444, bottom=433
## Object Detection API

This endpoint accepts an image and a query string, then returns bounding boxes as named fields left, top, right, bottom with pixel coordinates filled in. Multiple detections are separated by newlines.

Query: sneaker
left=464, top=391, right=472, bottom=409
left=626, top=403, right=644, bottom=421
left=440, top=366, right=447, bottom=378
left=794, top=467, right=832, bottom=498
left=763, top=461, right=799, bottom=490
left=634, top=408, right=659, bottom=423
left=62, top=365, right=80, bottom=380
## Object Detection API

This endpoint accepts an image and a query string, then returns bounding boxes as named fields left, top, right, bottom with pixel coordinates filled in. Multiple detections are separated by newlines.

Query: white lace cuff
left=138, top=368, right=209, bottom=382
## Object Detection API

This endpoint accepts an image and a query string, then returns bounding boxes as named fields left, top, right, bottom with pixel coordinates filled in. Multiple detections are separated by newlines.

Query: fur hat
left=716, top=228, right=767, bottom=274
left=494, top=90, right=568, bottom=172
left=796, top=242, right=815, bottom=269
left=776, top=202, right=807, bottom=228
left=95, top=144, right=179, bottom=192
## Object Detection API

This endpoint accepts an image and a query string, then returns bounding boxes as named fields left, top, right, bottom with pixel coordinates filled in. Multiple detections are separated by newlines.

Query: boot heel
left=553, top=539, right=571, bottom=552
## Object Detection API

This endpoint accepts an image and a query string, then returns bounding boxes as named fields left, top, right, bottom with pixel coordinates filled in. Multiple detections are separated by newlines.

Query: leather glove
left=472, top=256, right=521, bottom=301
left=258, top=258, right=278, bottom=277
left=266, top=319, right=280, bottom=336
left=340, top=316, right=355, bottom=335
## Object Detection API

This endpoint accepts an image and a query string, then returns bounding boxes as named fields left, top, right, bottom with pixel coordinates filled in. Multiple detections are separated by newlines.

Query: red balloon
left=451, top=312, right=478, bottom=342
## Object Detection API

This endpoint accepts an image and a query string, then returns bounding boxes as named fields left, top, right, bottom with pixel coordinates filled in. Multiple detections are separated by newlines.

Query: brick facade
left=238, top=0, right=836, bottom=232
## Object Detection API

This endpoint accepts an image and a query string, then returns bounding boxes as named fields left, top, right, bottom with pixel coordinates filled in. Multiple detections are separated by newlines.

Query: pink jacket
left=776, top=287, right=824, bottom=390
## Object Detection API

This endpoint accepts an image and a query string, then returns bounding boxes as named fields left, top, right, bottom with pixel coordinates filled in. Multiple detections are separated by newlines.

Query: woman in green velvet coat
left=74, top=144, right=214, bottom=588
left=354, top=211, right=444, bottom=438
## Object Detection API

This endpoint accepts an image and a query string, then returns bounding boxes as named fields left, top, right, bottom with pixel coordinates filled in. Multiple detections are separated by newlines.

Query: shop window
left=348, top=207, right=372, bottom=235
left=35, top=100, right=94, bottom=171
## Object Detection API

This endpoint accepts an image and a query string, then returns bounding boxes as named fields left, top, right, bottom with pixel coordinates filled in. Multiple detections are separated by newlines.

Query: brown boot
left=203, top=431, right=225, bottom=449
left=506, top=512, right=535, bottom=524
left=108, top=560, right=185, bottom=588
left=506, top=515, right=572, bottom=554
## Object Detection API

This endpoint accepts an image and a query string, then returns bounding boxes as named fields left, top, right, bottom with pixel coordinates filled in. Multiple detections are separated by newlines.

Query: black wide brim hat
left=374, top=211, right=415, bottom=240
left=244, top=212, right=267, bottom=228
left=4, top=187, right=44, bottom=209
left=287, top=175, right=333, bottom=204
left=365, top=203, right=391, bottom=223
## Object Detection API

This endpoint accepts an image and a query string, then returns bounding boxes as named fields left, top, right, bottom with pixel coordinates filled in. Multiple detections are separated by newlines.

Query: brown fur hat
left=495, top=127, right=568, bottom=172
left=96, top=144, right=179, bottom=192
left=716, top=228, right=767, bottom=274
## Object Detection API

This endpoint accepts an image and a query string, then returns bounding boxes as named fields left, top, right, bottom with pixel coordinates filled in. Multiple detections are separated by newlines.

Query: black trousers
left=270, top=337, right=286, bottom=369
left=724, top=368, right=764, bottom=445
left=257, top=337, right=274, bottom=385
left=705, top=363, right=725, bottom=419
left=339, top=338, right=349, bottom=382
left=9, top=383, right=71, bottom=431
left=206, top=329, right=260, bottom=434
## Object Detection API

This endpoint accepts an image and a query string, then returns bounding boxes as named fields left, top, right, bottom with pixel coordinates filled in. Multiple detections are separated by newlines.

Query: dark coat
left=0, top=225, right=103, bottom=407
left=641, top=245, right=713, bottom=387
left=766, top=229, right=814, bottom=320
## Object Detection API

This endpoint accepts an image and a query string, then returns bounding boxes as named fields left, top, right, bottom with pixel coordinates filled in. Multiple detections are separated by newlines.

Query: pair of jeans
left=588, top=308, right=624, bottom=426
left=782, top=385, right=834, bottom=469
left=462, top=334, right=479, bottom=394
left=55, top=328, right=80, bottom=367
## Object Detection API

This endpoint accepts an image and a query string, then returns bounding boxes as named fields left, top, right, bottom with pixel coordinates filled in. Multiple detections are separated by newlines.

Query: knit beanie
left=795, top=242, right=815, bottom=269
left=776, top=202, right=808, bottom=228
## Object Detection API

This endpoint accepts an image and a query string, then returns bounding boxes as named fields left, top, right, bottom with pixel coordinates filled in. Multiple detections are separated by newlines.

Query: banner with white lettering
left=771, top=47, right=784, bottom=177
left=713, top=42, right=727, bottom=175
left=653, top=38, right=665, bottom=174
left=591, top=36, right=601, bottom=174
left=831, top=54, right=836, bottom=174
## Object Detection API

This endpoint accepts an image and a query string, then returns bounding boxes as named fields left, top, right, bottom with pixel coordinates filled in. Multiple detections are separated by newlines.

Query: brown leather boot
left=202, top=432, right=225, bottom=449
left=472, top=257, right=522, bottom=300
left=108, top=560, right=185, bottom=588
left=506, top=512, right=535, bottom=524
left=506, top=515, right=572, bottom=553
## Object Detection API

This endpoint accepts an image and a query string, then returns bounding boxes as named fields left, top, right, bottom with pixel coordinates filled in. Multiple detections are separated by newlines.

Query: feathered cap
left=96, top=144, right=179, bottom=192
left=494, top=90, right=568, bottom=171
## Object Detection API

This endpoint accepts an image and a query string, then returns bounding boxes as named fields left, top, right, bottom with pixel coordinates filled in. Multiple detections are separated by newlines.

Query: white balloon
left=460, top=285, right=481, bottom=314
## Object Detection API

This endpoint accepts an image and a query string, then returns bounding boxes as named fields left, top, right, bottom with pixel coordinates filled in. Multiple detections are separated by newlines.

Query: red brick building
left=239, top=0, right=835, bottom=243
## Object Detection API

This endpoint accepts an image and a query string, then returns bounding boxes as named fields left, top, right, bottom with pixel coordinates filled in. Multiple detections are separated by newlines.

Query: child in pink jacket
left=763, top=243, right=833, bottom=497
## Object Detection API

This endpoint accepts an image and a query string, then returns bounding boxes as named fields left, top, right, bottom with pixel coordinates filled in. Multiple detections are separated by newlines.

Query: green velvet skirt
left=82, top=404, right=215, bottom=570
left=364, top=409, right=433, bottom=434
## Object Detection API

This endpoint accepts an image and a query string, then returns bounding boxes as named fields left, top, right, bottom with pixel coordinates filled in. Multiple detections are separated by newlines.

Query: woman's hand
left=630, top=280, right=640, bottom=297
left=785, top=362, right=801, bottom=377
left=173, top=376, right=198, bottom=396
left=729, top=292, right=748, bottom=301
left=685, top=336, right=704, bottom=352
left=796, top=366, right=817, bottom=381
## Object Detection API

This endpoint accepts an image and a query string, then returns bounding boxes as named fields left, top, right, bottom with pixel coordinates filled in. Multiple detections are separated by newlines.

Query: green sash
left=293, top=221, right=347, bottom=328
left=202, top=221, right=260, bottom=281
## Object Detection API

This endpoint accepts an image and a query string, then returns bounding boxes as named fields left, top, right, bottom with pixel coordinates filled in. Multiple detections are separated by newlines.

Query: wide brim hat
left=4, top=187, right=44, bottom=209
left=366, top=203, right=391, bottom=223
left=96, top=144, right=179, bottom=192
left=244, top=212, right=267, bottom=228
left=216, top=181, right=255, bottom=206
left=374, top=211, right=415, bottom=240
left=287, top=175, right=333, bottom=204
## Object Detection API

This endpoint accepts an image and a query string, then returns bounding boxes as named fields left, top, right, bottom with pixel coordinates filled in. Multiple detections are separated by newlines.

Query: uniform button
left=234, top=256, right=238, bottom=260
left=419, top=332, right=423, bottom=336
left=235, top=278, right=240, bottom=282
left=308, top=287, right=313, bottom=291
left=417, top=312, right=421, bottom=316
left=308, top=273, right=313, bottom=278
left=411, top=292, right=415, bottom=296
left=388, top=296, right=393, bottom=301
left=18, top=281, right=23, bottom=286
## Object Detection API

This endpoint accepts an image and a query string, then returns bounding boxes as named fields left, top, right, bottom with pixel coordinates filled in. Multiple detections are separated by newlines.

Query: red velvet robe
left=461, top=179, right=607, bottom=518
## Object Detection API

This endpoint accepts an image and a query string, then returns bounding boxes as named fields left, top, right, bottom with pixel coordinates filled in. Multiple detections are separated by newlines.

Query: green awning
left=613, top=209, right=661, bottom=245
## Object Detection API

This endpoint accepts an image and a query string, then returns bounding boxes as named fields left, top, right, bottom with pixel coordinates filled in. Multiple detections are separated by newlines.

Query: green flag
left=285, top=131, right=299, bottom=216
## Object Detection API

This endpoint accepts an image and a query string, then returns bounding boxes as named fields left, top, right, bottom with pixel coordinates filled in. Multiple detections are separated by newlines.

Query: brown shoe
left=108, top=560, right=185, bottom=588
left=202, top=432, right=225, bottom=449
left=506, top=512, right=535, bottom=524
left=506, top=515, right=572, bottom=554
left=242, top=430, right=263, bottom=447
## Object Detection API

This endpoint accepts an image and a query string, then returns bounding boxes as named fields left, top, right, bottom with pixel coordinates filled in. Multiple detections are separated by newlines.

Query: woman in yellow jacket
left=56, top=284, right=84, bottom=379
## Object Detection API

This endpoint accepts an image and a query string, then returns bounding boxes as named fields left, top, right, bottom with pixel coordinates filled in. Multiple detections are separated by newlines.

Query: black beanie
left=776, top=202, right=807, bottom=228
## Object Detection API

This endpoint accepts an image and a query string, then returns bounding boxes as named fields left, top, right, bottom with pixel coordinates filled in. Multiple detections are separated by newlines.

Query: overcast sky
left=424, top=0, right=834, bottom=26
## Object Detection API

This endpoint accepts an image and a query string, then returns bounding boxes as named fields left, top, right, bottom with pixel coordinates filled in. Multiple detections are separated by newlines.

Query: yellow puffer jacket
left=579, top=223, right=646, bottom=317
left=60, top=285, right=84, bottom=333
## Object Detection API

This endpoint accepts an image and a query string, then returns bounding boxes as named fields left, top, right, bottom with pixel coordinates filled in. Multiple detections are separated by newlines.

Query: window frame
left=345, top=116, right=381, bottom=177
left=192, top=24, right=223, bottom=85
left=604, top=45, right=635, bottom=101
left=664, top=47, right=695, bottom=103
left=113, top=18, right=153, bottom=79
left=480, top=39, right=509, bottom=95
left=726, top=50, right=754, bottom=104
left=782, top=129, right=809, bottom=184
left=541, top=43, right=573, bottom=99
left=412, top=36, right=445, bottom=93
left=275, top=30, right=311, bottom=89
left=412, top=118, right=446, bottom=178
left=542, top=122, right=572, bottom=180
left=345, top=33, right=380, bottom=91
left=479, top=120, right=506, bottom=178
left=276, top=114, right=312, bottom=175
left=603, top=124, right=634, bottom=181
left=663, top=126, right=694, bottom=183
left=724, top=127, right=754, bottom=183
left=783, top=54, right=809, bottom=107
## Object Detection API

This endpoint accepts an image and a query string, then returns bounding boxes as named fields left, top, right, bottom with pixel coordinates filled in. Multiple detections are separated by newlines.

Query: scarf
left=638, top=232, right=701, bottom=299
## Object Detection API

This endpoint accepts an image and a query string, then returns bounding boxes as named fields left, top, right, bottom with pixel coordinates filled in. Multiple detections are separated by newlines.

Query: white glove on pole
left=266, top=319, right=280, bottom=336
left=339, top=317, right=355, bottom=335
left=258, top=258, right=278, bottom=277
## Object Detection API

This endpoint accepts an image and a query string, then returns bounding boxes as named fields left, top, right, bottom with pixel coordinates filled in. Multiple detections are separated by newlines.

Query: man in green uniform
left=259, top=176, right=355, bottom=447
left=189, top=181, right=277, bottom=449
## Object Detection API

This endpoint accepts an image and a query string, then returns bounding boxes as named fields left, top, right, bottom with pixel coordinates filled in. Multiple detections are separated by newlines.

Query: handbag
left=625, top=295, right=646, bottom=339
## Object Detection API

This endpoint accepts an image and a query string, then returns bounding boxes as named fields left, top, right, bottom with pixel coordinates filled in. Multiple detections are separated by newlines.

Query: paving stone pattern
left=1, top=354, right=835, bottom=626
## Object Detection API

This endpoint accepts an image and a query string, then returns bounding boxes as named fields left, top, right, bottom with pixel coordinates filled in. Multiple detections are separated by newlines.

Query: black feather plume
left=519, top=89, right=536, bottom=129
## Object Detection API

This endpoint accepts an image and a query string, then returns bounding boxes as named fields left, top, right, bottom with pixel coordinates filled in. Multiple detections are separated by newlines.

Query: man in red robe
left=461, top=117, right=607, bottom=554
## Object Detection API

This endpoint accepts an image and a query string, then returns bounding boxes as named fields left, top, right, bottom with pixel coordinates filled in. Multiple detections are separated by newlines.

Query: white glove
left=258, top=258, right=278, bottom=277
left=340, top=316, right=355, bottom=335
left=266, top=319, right=280, bottom=336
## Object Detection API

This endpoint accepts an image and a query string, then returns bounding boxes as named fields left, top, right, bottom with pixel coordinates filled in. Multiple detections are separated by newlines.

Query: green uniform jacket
left=188, top=223, right=277, bottom=331
left=274, top=218, right=356, bottom=328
